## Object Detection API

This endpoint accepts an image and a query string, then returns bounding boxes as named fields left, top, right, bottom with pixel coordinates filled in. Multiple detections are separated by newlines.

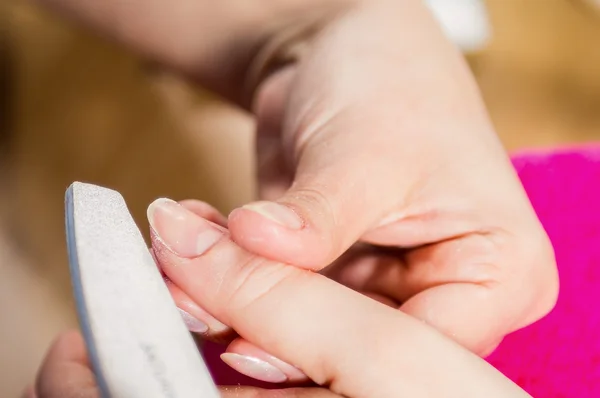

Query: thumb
left=148, top=199, right=530, bottom=398
left=227, top=0, right=457, bottom=269
left=229, top=152, right=402, bottom=270
left=228, top=73, right=408, bottom=270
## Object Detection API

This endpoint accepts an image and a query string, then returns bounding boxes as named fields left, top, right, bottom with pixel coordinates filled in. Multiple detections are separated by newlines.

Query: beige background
left=2, top=0, right=600, bottom=396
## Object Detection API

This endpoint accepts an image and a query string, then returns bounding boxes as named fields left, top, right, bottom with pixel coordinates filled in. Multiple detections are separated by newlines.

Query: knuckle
left=289, top=185, right=336, bottom=221
left=285, top=186, right=338, bottom=246
left=223, top=255, right=299, bottom=318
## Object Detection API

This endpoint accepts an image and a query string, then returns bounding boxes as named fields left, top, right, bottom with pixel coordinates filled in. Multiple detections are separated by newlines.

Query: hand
left=27, top=331, right=339, bottom=398
left=28, top=202, right=533, bottom=398
left=36, top=0, right=558, bottom=354
left=146, top=202, right=531, bottom=397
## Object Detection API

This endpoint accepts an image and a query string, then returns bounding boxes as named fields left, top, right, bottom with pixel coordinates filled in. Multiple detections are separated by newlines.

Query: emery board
left=65, top=182, right=220, bottom=398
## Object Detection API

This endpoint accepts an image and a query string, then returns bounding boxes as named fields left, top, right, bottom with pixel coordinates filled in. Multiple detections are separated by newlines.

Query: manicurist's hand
left=36, top=0, right=558, bottom=355
left=29, top=206, right=534, bottom=398
left=143, top=201, right=531, bottom=397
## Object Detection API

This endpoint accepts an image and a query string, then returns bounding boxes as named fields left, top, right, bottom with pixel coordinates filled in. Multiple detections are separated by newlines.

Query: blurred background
left=1, top=0, right=600, bottom=396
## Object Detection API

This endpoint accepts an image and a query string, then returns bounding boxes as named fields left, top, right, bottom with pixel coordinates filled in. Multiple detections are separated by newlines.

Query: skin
left=30, top=204, right=532, bottom=397
left=27, top=330, right=339, bottom=398
left=30, top=0, right=558, bottom=394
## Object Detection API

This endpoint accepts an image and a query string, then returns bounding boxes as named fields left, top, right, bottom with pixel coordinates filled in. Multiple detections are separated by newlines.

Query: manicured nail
left=147, top=198, right=223, bottom=258
left=241, top=201, right=303, bottom=230
left=221, top=353, right=287, bottom=383
left=177, top=308, right=209, bottom=334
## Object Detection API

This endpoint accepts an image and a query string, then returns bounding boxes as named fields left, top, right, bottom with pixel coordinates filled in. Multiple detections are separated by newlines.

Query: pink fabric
left=204, top=144, right=600, bottom=396
left=487, top=144, right=600, bottom=397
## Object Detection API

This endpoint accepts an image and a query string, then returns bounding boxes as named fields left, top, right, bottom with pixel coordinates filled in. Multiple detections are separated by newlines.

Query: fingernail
left=241, top=201, right=303, bottom=230
left=177, top=308, right=209, bottom=334
left=147, top=198, right=223, bottom=258
left=220, top=353, right=288, bottom=383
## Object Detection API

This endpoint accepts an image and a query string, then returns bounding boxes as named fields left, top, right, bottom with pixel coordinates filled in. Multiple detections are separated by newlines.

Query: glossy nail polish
left=221, top=353, right=287, bottom=383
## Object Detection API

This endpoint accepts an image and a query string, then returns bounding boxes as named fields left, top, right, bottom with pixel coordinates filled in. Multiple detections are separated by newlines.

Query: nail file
left=65, top=182, right=220, bottom=398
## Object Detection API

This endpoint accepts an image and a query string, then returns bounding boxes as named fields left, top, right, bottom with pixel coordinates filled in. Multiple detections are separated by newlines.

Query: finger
left=180, top=200, right=228, bottom=228
left=223, top=338, right=309, bottom=384
left=152, top=200, right=308, bottom=383
left=228, top=70, right=406, bottom=269
left=166, top=261, right=310, bottom=383
left=32, top=332, right=325, bottom=398
left=152, top=203, right=235, bottom=342
left=226, top=0, right=497, bottom=270
left=332, top=250, right=506, bottom=355
left=21, top=386, right=36, bottom=398
left=319, top=244, right=403, bottom=307
left=150, top=202, right=235, bottom=341
left=35, top=330, right=99, bottom=398
left=399, top=232, right=558, bottom=356
left=320, top=245, right=406, bottom=304
left=165, top=277, right=235, bottom=343
left=327, top=233, right=557, bottom=355
left=148, top=198, right=531, bottom=397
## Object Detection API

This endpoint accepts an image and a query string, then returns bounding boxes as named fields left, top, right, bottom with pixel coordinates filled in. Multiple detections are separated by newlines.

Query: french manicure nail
left=241, top=201, right=303, bottom=230
left=177, top=308, right=209, bottom=334
left=221, top=353, right=288, bottom=383
left=147, top=198, right=223, bottom=258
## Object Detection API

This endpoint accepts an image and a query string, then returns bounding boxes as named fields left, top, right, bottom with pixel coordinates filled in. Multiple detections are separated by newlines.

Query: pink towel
left=204, top=144, right=600, bottom=396
left=487, top=144, right=600, bottom=397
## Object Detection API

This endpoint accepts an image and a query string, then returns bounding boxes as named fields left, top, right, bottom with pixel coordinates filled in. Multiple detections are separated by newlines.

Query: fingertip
left=225, top=339, right=308, bottom=384
left=36, top=330, right=99, bottom=398
left=220, top=352, right=288, bottom=384
left=399, top=284, right=504, bottom=356
left=179, top=200, right=228, bottom=228
left=48, top=330, right=87, bottom=363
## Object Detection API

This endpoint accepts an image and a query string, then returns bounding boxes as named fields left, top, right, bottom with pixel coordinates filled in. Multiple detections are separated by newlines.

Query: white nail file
left=65, top=182, right=220, bottom=398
